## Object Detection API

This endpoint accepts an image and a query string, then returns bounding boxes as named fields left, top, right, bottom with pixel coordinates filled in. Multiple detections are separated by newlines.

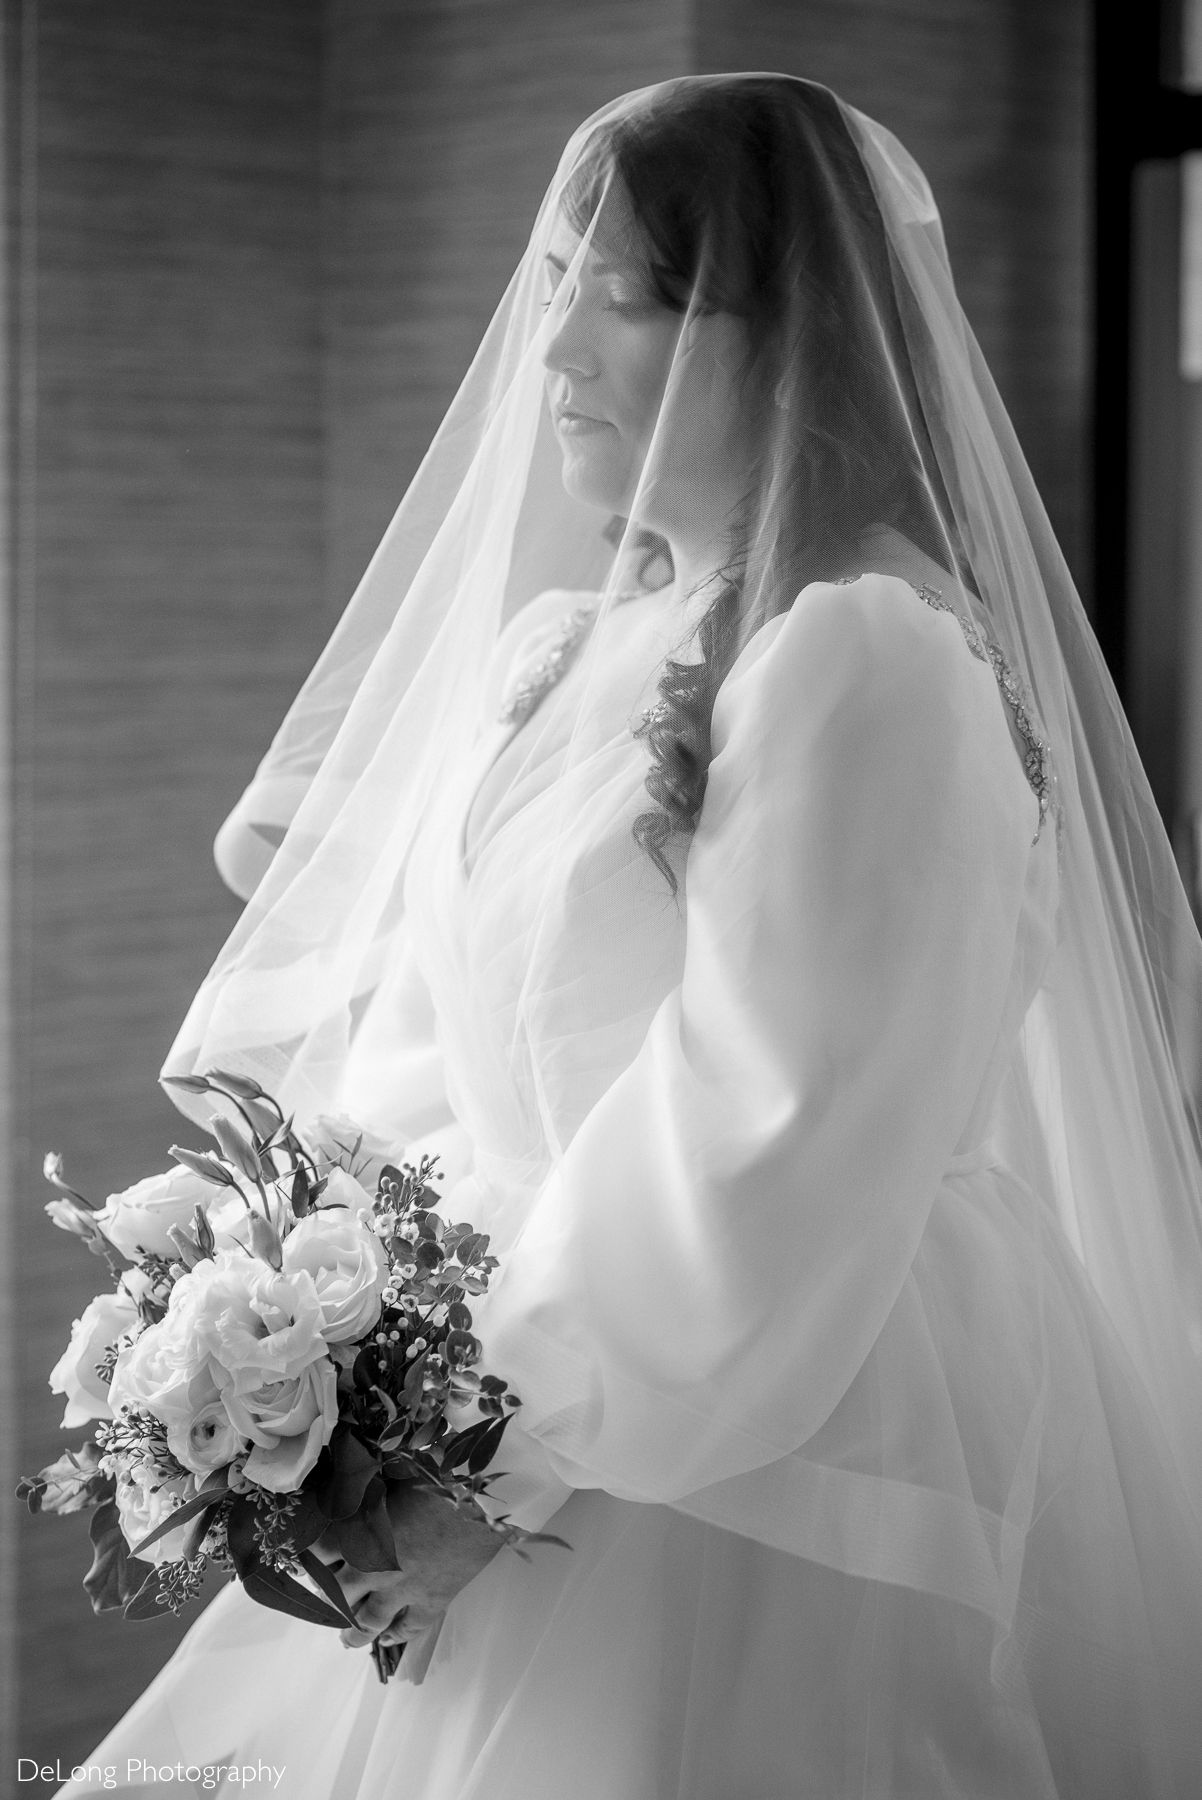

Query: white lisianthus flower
left=108, top=1281, right=215, bottom=1430
left=219, top=1358, right=339, bottom=1492
left=92, top=1165, right=215, bottom=1260
left=184, top=1251, right=329, bottom=1388
left=49, top=1289, right=139, bottom=1428
left=306, top=1114, right=394, bottom=1193
left=317, top=1164, right=378, bottom=1220
left=112, top=1249, right=335, bottom=1493
left=281, top=1206, right=389, bottom=1343
left=114, top=1461, right=195, bottom=1566
left=204, top=1185, right=293, bottom=1254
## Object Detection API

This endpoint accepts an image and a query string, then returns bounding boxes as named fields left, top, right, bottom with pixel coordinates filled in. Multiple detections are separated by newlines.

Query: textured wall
left=13, top=0, right=324, bottom=1776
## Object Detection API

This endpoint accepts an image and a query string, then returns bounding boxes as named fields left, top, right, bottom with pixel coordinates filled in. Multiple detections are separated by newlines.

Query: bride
left=58, top=74, right=1202, bottom=1799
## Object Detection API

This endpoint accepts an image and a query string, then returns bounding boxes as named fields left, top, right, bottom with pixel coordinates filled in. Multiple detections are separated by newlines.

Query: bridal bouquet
left=17, top=1070, right=533, bottom=1679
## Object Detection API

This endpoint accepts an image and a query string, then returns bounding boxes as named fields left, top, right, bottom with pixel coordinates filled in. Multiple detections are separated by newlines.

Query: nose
left=542, top=291, right=599, bottom=380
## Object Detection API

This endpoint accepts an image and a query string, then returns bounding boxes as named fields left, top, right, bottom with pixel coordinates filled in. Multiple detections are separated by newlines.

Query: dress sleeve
left=475, top=573, right=1042, bottom=1506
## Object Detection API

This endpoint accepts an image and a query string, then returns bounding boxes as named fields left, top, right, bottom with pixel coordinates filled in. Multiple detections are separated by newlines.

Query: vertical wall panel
left=15, top=2, right=323, bottom=1778
left=1, top=0, right=21, bottom=1779
left=1128, top=162, right=1184, bottom=820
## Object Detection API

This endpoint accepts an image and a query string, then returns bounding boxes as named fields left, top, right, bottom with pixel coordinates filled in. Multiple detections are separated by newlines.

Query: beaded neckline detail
left=497, top=603, right=598, bottom=728
left=837, top=575, right=1055, bottom=841
left=497, top=579, right=1056, bottom=845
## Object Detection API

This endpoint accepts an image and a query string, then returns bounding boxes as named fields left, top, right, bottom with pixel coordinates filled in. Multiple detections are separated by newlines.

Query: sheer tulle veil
left=167, top=66, right=1202, bottom=1571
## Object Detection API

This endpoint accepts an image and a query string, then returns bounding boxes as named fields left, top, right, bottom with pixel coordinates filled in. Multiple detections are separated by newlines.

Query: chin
left=557, top=438, right=633, bottom=516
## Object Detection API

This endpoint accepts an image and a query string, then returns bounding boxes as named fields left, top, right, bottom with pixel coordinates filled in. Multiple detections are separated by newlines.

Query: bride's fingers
left=337, top=1580, right=416, bottom=1632
left=377, top=1612, right=414, bottom=1648
left=340, top=1587, right=406, bottom=1648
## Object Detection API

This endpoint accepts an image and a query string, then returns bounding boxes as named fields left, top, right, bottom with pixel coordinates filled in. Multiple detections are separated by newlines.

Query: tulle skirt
left=56, top=1176, right=1202, bottom=1800
left=56, top=1445, right=1202, bottom=1793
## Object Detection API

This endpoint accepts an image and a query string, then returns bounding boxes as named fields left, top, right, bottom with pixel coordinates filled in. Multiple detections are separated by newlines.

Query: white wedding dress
left=60, top=574, right=1202, bottom=1799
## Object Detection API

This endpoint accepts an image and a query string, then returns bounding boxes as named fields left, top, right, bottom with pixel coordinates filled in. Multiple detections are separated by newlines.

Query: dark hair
left=565, top=77, right=956, bottom=893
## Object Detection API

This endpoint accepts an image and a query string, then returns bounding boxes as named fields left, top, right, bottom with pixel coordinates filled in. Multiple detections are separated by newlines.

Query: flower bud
left=246, top=1210, right=284, bottom=1270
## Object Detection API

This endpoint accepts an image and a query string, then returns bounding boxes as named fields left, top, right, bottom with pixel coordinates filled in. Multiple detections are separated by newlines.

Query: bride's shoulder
left=713, top=569, right=1050, bottom=836
left=722, top=567, right=985, bottom=715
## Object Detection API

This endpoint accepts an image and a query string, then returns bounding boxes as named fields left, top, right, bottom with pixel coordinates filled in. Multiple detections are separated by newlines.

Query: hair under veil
left=170, top=73, right=1202, bottom=1768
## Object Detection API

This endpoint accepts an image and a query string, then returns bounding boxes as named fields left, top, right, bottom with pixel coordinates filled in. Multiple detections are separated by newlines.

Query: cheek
left=598, top=316, right=677, bottom=444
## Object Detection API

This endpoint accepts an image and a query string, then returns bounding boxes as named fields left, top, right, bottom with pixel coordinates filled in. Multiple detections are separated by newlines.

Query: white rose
left=169, top=1388, right=246, bottom=1478
left=220, top=1358, right=339, bottom=1492
left=93, top=1165, right=215, bottom=1260
left=108, top=1285, right=214, bottom=1430
left=49, top=1289, right=139, bottom=1428
left=114, top=1347, right=246, bottom=1482
left=114, top=1461, right=195, bottom=1567
left=281, top=1207, right=388, bottom=1343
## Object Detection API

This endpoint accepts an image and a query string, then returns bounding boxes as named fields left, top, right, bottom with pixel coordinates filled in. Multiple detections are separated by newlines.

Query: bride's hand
left=314, top=1482, right=502, bottom=1652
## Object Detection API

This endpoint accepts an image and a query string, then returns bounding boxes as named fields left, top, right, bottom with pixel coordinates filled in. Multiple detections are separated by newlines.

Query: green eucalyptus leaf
left=439, top=1419, right=492, bottom=1474
left=287, top=1484, right=330, bottom=1553
left=315, top=1424, right=380, bottom=1521
left=84, top=1500, right=153, bottom=1615
left=225, top=1494, right=260, bottom=1575
left=129, top=1482, right=220, bottom=1557
left=467, top=1416, right=510, bottom=1476
left=123, top=1565, right=172, bottom=1620
left=402, top=1351, right=429, bottom=1406
left=297, top=1550, right=359, bottom=1627
left=241, top=1565, right=349, bottom=1630
left=331, top=1478, right=398, bottom=1573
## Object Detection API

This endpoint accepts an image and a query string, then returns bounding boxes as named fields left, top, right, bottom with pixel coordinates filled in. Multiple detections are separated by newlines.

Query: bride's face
left=541, top=215, right=751, bottom=547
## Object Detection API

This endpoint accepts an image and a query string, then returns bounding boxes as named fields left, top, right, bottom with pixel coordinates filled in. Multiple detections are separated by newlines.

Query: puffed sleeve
left=475, top=573, right=1042, bottom=1507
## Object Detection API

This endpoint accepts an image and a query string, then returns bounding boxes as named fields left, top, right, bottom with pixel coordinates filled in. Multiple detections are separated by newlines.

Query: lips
left=554, top=399, right=611, bottom=436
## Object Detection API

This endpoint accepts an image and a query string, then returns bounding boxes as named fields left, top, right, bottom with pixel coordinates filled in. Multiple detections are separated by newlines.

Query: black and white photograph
left=4, top=3, right=1202, bottom=1796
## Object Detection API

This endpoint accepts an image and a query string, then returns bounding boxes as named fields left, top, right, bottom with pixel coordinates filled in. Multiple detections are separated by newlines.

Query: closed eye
left=542, top=252, right=570, bottom=310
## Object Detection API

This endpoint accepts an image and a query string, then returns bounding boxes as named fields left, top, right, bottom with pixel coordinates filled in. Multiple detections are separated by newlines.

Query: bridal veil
left=165, top=73, right=1202, bottom=1694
